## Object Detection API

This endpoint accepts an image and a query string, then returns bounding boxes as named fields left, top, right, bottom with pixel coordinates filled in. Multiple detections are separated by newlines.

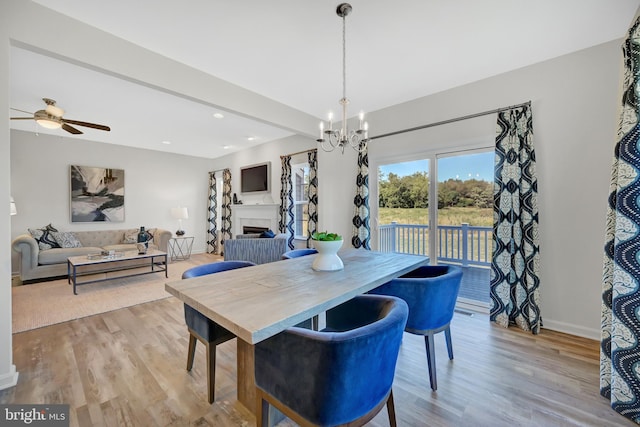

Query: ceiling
left=9, top=0, right=640, bottom=159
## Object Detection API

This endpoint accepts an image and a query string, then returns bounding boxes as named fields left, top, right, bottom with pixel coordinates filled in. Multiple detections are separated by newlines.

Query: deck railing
left=378, top=222, right=492, bottom=267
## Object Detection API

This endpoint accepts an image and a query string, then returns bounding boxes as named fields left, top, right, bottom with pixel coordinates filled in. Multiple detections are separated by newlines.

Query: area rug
left=12, top=253, right=220, bottom=333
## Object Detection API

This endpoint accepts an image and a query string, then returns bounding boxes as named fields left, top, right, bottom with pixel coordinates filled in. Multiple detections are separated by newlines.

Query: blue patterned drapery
left=207, top=171, right=219, bottom=254
left=601, top=16, right=640, bottom=423
left=278, top=156, right=295, bottom=250
left=352, top=142, right=370, bottom=249
left=489, top=104, right=541, bottom=333
left=307, top=149, right=319, bottom=248
left=220, top=168, right=233, bottom=255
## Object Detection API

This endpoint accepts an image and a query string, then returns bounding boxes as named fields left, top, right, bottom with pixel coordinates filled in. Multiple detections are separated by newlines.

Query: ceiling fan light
left=36, top=118, right=62, bottom=129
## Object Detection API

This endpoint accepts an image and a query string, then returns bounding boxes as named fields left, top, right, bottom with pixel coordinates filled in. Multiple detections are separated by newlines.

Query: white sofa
left=12, top=227, right=171, bottom=283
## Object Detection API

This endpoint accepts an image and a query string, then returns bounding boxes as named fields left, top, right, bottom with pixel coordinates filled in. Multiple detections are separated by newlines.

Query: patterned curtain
left=220, top=168, right=233, bottom=255
left=489, top=104, right=541, bottom=333
left=601, top=16, right=640, bottom=423
left=352, top=142, right=370, bottom=249
left=307, top=149, right=318, bottom=248
left=207, top=171, right=219, bottom=254
left=278, top=156, right=295, bottom=249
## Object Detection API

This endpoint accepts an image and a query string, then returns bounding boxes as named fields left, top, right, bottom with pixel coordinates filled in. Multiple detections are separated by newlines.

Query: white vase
left=312, top=239, right=344, bottom=271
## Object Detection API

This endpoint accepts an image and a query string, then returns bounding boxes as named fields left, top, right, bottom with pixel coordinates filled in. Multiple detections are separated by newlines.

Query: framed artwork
left=70, top=165, right=125, bottom=222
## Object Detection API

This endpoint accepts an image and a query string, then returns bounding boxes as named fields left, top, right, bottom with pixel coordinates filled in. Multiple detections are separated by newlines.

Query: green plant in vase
left=311, top=231, right=343, bottom=242
left=311, top=231, right=344, bottom=271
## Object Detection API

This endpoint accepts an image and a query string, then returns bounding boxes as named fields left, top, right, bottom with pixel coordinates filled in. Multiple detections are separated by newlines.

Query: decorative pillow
left=259, top=229, right=276, bottom=238
left=123, top=228, right=154, bottom=243
left=123, top=229, right=139, bottom=244
left=51, top=231, right=83, bottom=248
left=28, top=228, right=61, bottom=250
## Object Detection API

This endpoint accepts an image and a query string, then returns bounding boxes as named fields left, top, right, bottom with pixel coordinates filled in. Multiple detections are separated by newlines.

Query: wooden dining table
left=165, top=249, right=428, bottom=415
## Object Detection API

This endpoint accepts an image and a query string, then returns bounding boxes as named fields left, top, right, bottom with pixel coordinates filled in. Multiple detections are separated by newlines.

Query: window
left=292, top=162, right=310, bottom=239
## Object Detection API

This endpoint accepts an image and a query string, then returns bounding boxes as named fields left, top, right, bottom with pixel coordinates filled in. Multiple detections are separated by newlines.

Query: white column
left=0, top=0, right=18, bottom=391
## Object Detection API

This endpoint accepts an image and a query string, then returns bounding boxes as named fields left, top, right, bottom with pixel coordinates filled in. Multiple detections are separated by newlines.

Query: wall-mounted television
left=240, top=161, right=270, bottom=194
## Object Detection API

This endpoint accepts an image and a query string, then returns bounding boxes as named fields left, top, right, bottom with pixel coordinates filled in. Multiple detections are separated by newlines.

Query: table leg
left=237, top=340, right=285, bottom=424
left=237, top=339, right=256, bottom=415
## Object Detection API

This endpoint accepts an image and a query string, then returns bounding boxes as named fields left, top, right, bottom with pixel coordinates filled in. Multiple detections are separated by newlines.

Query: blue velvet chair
left=281, top=248, right=318, bottom=260
left=369, top=265, right=463, bottom=391
left=254, top=294, right=408, bottom=427
left=181, top=260, right=256, bottom=403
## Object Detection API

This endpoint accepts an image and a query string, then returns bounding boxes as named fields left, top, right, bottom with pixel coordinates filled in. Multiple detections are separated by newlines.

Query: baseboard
left=541, top=319, right=600, bottom=341
left=0, top=365, right=19, bottom=391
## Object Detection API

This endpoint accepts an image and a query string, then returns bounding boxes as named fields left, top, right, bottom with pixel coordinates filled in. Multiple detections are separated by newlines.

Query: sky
left=379, top=151, right=494, bottom=182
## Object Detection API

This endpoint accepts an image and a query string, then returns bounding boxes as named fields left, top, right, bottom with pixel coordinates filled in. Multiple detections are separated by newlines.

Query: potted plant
left=311, top=231, right=344, bottom=271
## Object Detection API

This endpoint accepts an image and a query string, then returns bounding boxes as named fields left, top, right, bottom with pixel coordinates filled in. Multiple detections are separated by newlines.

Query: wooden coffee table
left=67, top=249, right=168, bottom=295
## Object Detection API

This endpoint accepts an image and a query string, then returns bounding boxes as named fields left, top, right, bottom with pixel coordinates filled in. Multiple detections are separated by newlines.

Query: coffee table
left=67, top=249, right=168, bottom=295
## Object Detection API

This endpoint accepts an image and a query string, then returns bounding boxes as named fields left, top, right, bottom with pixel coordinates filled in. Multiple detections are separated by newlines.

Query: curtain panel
left=220, top=168, right=233, bottom=255
left=352, top=142, right=371, bottom=249
left=601, top=16, right=640, bottom=423
left=207, top=171, right=219, bottom=254
left=279, top=156, right=295, bottom=250
left=307, top=149, right=319, bottom=247
left=489, top=104, right=541, bottom=333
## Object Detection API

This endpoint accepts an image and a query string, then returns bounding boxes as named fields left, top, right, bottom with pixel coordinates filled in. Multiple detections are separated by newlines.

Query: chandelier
left=317, top=3, right=369, bottom=153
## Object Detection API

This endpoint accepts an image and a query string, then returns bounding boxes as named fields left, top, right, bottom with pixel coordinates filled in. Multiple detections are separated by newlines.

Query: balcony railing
left=379, top=222, right=492, bottom=267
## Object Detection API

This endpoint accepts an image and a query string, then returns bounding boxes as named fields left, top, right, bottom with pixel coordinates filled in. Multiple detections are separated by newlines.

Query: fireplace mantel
left=231, top=204, right=279, bottom=237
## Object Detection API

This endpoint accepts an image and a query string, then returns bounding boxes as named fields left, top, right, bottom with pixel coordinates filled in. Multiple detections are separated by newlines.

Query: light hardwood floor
left=1, top=285, right=636, bottom=426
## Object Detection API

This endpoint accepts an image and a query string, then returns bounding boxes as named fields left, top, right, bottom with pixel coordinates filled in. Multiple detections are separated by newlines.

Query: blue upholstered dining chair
left=181, top=260, right=256, bottom=403
left=281, top=248, right=318, bottom=260
left=254, top=294, right=409, bottom=427
left=369, top=265, right=463, bottom=391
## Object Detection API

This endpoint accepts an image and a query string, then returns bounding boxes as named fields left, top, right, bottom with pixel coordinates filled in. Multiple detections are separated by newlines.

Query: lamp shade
left=171, top=207, right=189, bottom=220
left=10, top=197, right=17, bottom=216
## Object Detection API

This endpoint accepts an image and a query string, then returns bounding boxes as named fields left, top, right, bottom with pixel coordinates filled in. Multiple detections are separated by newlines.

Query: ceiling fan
left=10, top=98, right=111, bottom=135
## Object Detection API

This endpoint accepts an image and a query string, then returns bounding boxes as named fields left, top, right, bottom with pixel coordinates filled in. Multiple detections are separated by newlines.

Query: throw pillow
left=28, top=228, right=61, bottom=250
left=123, top=229, right=139, bottom=244
left=259, top=229, right=276, bottom=238
left=51, top=231, right=83, bottom=248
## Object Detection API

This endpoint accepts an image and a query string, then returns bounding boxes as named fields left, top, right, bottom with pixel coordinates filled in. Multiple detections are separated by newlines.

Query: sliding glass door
left=376, top=149, right=493, bottom=307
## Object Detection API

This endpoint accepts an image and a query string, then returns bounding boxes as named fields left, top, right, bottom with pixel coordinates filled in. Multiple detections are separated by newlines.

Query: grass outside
left=379, top=206, right=493, bottom=227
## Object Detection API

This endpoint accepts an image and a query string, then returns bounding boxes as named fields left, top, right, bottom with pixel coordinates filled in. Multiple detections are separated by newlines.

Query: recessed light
left=161, top=140, right=171, bottom=145
left=223, top=145, right=230, bottom=149
left=247, top=137, right=255, bottom=141
left=213, top=113, right=224, bottom=119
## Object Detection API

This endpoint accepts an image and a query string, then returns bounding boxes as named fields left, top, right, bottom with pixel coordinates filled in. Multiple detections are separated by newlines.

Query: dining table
left=164, top=248, right=429, bottom=415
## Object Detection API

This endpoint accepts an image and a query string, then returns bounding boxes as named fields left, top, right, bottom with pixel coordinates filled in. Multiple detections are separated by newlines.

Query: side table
left=169, top=236, right=194, bottom=261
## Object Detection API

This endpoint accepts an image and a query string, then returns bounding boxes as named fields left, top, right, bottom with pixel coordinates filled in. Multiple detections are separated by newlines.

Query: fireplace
left=231, top=204, right=279, bottom=237
left=243, top=225, right=269, bottom=234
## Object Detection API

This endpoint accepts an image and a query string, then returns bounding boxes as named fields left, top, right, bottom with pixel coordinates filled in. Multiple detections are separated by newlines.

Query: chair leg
left=186, top=333, right=197, bottom=371
left=206, top=342, right=216, bottom=404
left=424, top=333, right=437, bottom=391
left=256, top=390, right=270, bottom=427
left=444, top=325, right=454, bottom=360
left=386, top=389, right=397, bottom=427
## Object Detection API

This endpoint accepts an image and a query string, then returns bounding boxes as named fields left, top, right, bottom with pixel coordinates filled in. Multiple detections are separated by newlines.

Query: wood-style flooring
left=1, top=285, right=635, bottom=426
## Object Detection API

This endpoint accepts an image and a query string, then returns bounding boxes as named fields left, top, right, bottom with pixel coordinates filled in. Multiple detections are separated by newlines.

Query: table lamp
left=171, top=207, right=188, bottom=236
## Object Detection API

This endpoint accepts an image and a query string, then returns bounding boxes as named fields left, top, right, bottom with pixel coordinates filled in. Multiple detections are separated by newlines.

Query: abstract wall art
left=70, top=165, right=124, bottom=222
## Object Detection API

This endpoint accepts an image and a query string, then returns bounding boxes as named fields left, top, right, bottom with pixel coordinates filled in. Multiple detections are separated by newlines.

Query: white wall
left=10, top=130, right=214, bottom=272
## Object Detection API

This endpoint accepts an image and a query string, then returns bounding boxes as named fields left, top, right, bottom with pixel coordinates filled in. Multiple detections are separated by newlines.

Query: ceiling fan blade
left=10, top=108, right=34, bottom=115
left=62, top=123, right=83, bottom=135
left=10, top=117, right=35, bottom=120
left=62, top=119, right=110, bottom=132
